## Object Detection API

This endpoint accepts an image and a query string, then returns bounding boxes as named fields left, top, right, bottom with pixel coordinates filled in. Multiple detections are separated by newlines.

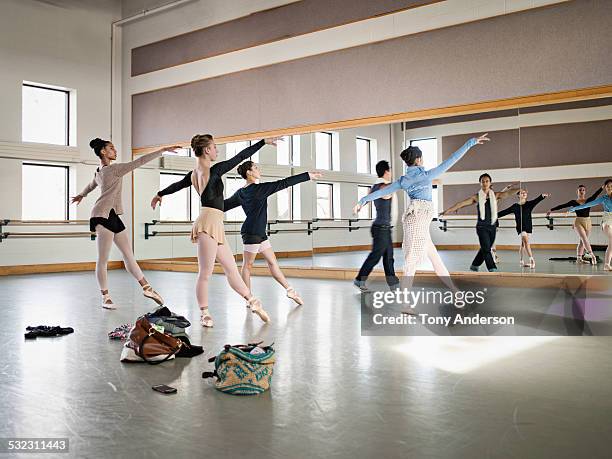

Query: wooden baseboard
left=0, top=261, right=124, bottom=276
left=435, top=244, right=581, bottom=251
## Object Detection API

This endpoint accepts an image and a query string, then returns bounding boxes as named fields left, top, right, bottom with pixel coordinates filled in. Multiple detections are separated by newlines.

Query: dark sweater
left=371, top=182, right=392, bottom=226
left=157, top=140, right=265, bottom=211
left=549, top=188, right=602, bottom=217
left=498, top=194, right=546, bottom=234
left=224, top=172, right=311, bottom=238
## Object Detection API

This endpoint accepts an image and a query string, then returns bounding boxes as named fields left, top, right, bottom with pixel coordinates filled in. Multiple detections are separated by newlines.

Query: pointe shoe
left=200, top=309, right=214, bottom=328
left=286, top=286, right=304, bottom=305
left=492, top=250, right=501, bottom=264
left=603, top=264, right=612, bottom=272
left=143, top=284, right=164, bottom=305
left=529, top=257, right=536, bottom=269
left=102, top=294, right=117, bottom=310
left=248, top=297, right=270, bottom=323
left=588, top=253, right=597, bottom=265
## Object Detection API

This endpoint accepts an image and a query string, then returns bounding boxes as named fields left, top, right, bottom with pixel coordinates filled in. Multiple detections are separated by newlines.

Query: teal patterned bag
left=202, top=343, right=275, bottom=395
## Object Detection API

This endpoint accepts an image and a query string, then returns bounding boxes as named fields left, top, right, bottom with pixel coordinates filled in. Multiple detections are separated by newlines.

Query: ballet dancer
left=353, top=160, right=400, bottom=291
left=569, top=179, right=612, bottom=271
left=441, top=175, right=520, bottom=272
left=497, top=190, right=550, bottom=268
left=71, top=138, right=180, bottom=309
left=151, top=136, right=280, bottom=327
left=547, top=184, right=603, bottom=265
left=354, top=133, right=491, bottom=295
left=223, top=161, right=322, bottom=305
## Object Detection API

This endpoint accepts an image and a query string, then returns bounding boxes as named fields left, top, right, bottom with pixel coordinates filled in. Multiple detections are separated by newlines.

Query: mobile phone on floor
left=152, top=384, right=177, bottom=394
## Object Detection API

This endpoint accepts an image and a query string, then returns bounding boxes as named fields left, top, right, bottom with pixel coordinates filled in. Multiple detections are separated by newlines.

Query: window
left=226, top=140, right=258, bottom=163
left=277, top=135, right=301, bottom=166
left=22, top=164, right=69, bottom=220
left=315, top=132, right=334, bottom=170
left=173, top=147, right=192, bottom=157
left=159, top=173, right=190, bottom=221
left=357, top=185, right=373, bottom=219
left=22, top=83, right=70, bottom=146
left=316, top=183, right=334, bottom=219
left=190, top=187, right=200, bottom=221
left=225, top=177, right=245, bottom=221
left=408, top=138, right=437, bottom=170
left=277, top=187, right=292, bottom=220
left=293, top=182, right=301, bottom=220
left=356, top=138, right=372, bottom=174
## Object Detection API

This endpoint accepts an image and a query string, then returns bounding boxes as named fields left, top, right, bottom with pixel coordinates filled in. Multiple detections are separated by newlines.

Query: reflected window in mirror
left=316, top=183, right=334, bottom=219
left=225, top=176, right=246, bottom=221
left=172, top=147, right=192, bottom=157
left=226, top=140, right=258, bottom=163
left=356, top=137, right=372, bottom=174
left=357, top=185, right=373, bottom=219
left=277, top=135, right=301, bottom=166
left=316, top=132, right=338, bottom=170
left=190, top=187, right=200, bottom=221
left=408, top=138, right=437, bottom=170
left=277, top=187, right=292, bottom=221
left=292, top=183, right=301, bottom=220
left=159, top=172, right=190, bottom=221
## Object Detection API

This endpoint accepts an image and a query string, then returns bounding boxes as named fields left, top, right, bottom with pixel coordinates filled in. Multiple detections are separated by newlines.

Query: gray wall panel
left=442, top=130, right=520, bottom=172
left=132, top=0, right=612, bottom=148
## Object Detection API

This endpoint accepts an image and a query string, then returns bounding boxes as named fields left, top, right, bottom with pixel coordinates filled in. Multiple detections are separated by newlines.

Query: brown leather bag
left=127, top=316, right=183, bottom=365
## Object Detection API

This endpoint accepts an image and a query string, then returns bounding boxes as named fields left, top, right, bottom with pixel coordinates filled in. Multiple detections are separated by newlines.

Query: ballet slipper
left=102, top=293, right=117, bottom=310
left=200, top=309, right=214, bottom=328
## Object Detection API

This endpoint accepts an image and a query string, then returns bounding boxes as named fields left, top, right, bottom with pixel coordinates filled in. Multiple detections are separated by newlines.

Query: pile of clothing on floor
left=111, top=306, right=204, bottom=364
left=24, top=325, right=74, bottom=340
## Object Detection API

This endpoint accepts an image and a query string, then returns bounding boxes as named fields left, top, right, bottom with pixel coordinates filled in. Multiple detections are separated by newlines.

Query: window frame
left=357, top=185, right=373, bottom=220
left=22, top=162, right=70, bottom=221
left=316, top=132, right=334, bottom=170
left=316, top=182, right=334, bottom=220
left=356, top=137, right=372, bottom=174
left=22, top=83, right=70, bottom=146
left=277, top=185, right=293, bottom=221
left=159, top=172, right=191, bottom=222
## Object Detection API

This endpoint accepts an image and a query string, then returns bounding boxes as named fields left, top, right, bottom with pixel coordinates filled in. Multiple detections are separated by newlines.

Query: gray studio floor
left=255, top=248, right=608, bottom=275
left=2, top=269, right=612, bottom=458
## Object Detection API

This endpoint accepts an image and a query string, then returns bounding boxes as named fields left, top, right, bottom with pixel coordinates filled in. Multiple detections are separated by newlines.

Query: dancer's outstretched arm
left=440, top=195, right=477, bottom=216
left=215, top=138, right=281, bottom=176
left=586, top=185, right=604, bottom=203
left=570, top=195, right=606, bottom=212
left=355, top=179, right=402, bottom=207
left=71, top=175, right=98, bottom=204
left=151, top=171, right=192, bottom=209
left=525, top=193, right=548, bottom=211
left=254, top=172, right=316, bottom=200
left=223, top=190, right=242, bottom=212
left=495, top=183, right=520, bottom=201
left=420, top=136, right=484, bottom=182
left=113, top=145, right=180, bottom=177
left=497, top=204, right=515, bottom=218
left=549, top=200, right=575, bottom=212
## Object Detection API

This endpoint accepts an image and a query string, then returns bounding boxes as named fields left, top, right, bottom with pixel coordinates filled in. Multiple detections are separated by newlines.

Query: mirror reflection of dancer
left=497, top=190, right=550, bottom=268
left=71, top=138, right=179, bottom=309
left=441, top=175, right=520, bottom=272
left=353, top=160, right=400, bottom=292
left=569, top=179, right=612, bottom=271
left=151, top=136, right=280, bottom=327
left=354, top=134, right=491, bottom=295
left=547, top=184, right=603, bottom=265
left=223, top=161, right=322, bottom=306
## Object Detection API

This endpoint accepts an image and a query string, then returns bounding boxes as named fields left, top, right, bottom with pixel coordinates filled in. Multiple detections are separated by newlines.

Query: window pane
left=22, top=164, right=67, bottom=220
left=277, top=136, right=290, bottom=165
left=315, top=133, right=331, bottom=169
left=159, top=173, right=189, bottom=221
left=172, top=147, right=191, bottom=157
left=356, top=138, right=371, bottom=173
left=292, top=135, right=300, bottom=166
left=277, top=188, right=291, bottom=220
left=225, top=177, right=245, bottom=221
left=190, top=187, right=200, bottom=221
left=293, top=183, right=301, bottom=220
left=22, top=85, right=68, bottom=145
left=226, top=141, right=257, bottom=164
left=316, top=183, right=332, bottom=219
left=357, top=186, right=372, bottom=219
left=409, top=138, right=437, bottom=170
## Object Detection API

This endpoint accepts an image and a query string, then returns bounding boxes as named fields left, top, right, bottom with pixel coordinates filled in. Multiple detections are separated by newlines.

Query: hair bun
left=89, top=138, right=103, bottom=149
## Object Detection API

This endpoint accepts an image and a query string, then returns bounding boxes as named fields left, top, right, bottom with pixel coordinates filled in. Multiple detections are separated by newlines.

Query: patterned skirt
left=401, top=199, right=434, bottom=275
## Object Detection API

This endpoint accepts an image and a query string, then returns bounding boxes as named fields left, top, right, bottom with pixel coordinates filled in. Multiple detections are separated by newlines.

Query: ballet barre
left=438, top=213, right=604, bottom=232
left=0, top=219, right=96, bottom=243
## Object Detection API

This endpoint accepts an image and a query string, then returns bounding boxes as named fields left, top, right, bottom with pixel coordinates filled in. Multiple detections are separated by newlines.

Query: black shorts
left=241, top=233, right=268, bottom=245
left=90, top=209, right=126, bottom=233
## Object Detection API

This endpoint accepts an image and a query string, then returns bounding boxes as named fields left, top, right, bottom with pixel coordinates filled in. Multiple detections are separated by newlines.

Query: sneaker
left=488, top=268, right=498, bottom=272
left=143, top=284, right=164, bottom=305
left=248, top=297, right=270, bottom=323
left=469, top=265, right=479, bottom=272
left=102, top=294, right=117, bottom=310
left=286, top=286, right=304, bottom=306
left=353, top=279, right=370, bottom=292
left=200, top=309, right=214, bottom=328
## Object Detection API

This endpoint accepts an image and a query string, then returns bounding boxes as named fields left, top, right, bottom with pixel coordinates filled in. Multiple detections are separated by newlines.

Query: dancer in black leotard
left=151, top=135, right=280, bottom=327
left=498, top=190, right=550, bottom=268
left=223, top=161, right=321, bottom=306
left=546, top=184, right=603, bottom=264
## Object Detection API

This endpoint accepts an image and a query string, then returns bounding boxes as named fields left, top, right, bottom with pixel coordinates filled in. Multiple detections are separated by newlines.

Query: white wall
left=0, top=0, right=121, bottom=266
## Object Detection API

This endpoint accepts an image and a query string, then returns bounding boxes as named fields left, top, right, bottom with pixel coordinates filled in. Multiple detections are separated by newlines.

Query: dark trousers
left=471, top=225, right=497, bottom=270
left=356, top=225, right=399, bottom=285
